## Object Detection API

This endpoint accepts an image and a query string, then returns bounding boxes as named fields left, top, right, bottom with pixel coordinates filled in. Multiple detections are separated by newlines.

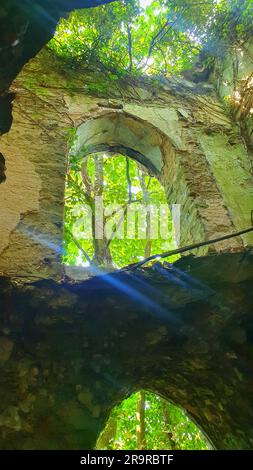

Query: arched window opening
left=64, top=151, right=178, bottom=271
left=96, top=391, right=210, bottom=450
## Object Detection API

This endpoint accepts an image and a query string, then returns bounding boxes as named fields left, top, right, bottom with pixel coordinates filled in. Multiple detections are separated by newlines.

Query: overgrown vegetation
left=97, top=391, right=210, bottom=450
left=64, top=152, right=177, bottom=268
left=49, top=0, right=253, bottom=78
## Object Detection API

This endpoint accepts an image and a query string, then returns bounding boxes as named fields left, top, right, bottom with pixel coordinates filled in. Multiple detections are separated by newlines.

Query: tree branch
left=127, top=24, right=133, bottom=72
left=81, top=159, right=93, bottom=199
left=65, top=228, right=93, bottom=265
left=138, top=6, right=188, bottom=72
left=123, top=224, right=253, bottom=271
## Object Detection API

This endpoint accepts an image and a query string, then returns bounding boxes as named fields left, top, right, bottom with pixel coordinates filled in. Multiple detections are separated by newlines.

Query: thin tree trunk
left=137, top=167, right=152, bottom=258
left=81, top=154, right=113, bottom=268
left=126, top=157, right=132, bottom=203
left=93, top=155, right=113, bottom=267
left=136, top=391, right=146, bottom=450
left=161, top=400, right=177, bottom=450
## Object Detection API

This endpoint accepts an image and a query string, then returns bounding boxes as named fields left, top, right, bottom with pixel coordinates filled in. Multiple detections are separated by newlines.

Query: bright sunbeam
left=80, top=264, right=182, bottom=326
left=21, top=227, right=62, bottom=254
left=153, top=263, right=214, bottom=298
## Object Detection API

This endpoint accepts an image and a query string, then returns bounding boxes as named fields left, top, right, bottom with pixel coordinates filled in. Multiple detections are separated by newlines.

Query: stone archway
left=72, top=112, right=165, bottom=175
left=65, top=134, right=174, bottom=274
left=1, top=49, right=253, bottom=279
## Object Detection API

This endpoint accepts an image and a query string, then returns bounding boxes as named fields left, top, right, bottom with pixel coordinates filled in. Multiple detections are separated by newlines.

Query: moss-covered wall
left=0, top=49, right=252, bottom=278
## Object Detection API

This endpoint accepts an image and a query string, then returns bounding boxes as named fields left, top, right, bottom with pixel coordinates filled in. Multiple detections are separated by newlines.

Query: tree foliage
left=49, top=0, right=253, bottom=77
left=96, top=391, right=210, bottom=450
left=64, top=152, right=177, bottom=268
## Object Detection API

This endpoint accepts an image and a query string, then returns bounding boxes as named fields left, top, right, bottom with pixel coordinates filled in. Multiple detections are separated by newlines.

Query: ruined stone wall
left=215, top=37, right=253, bottom=151
left=0, top=48, right=253, bottom=278
left=0, top=251, right=253, bottom=450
